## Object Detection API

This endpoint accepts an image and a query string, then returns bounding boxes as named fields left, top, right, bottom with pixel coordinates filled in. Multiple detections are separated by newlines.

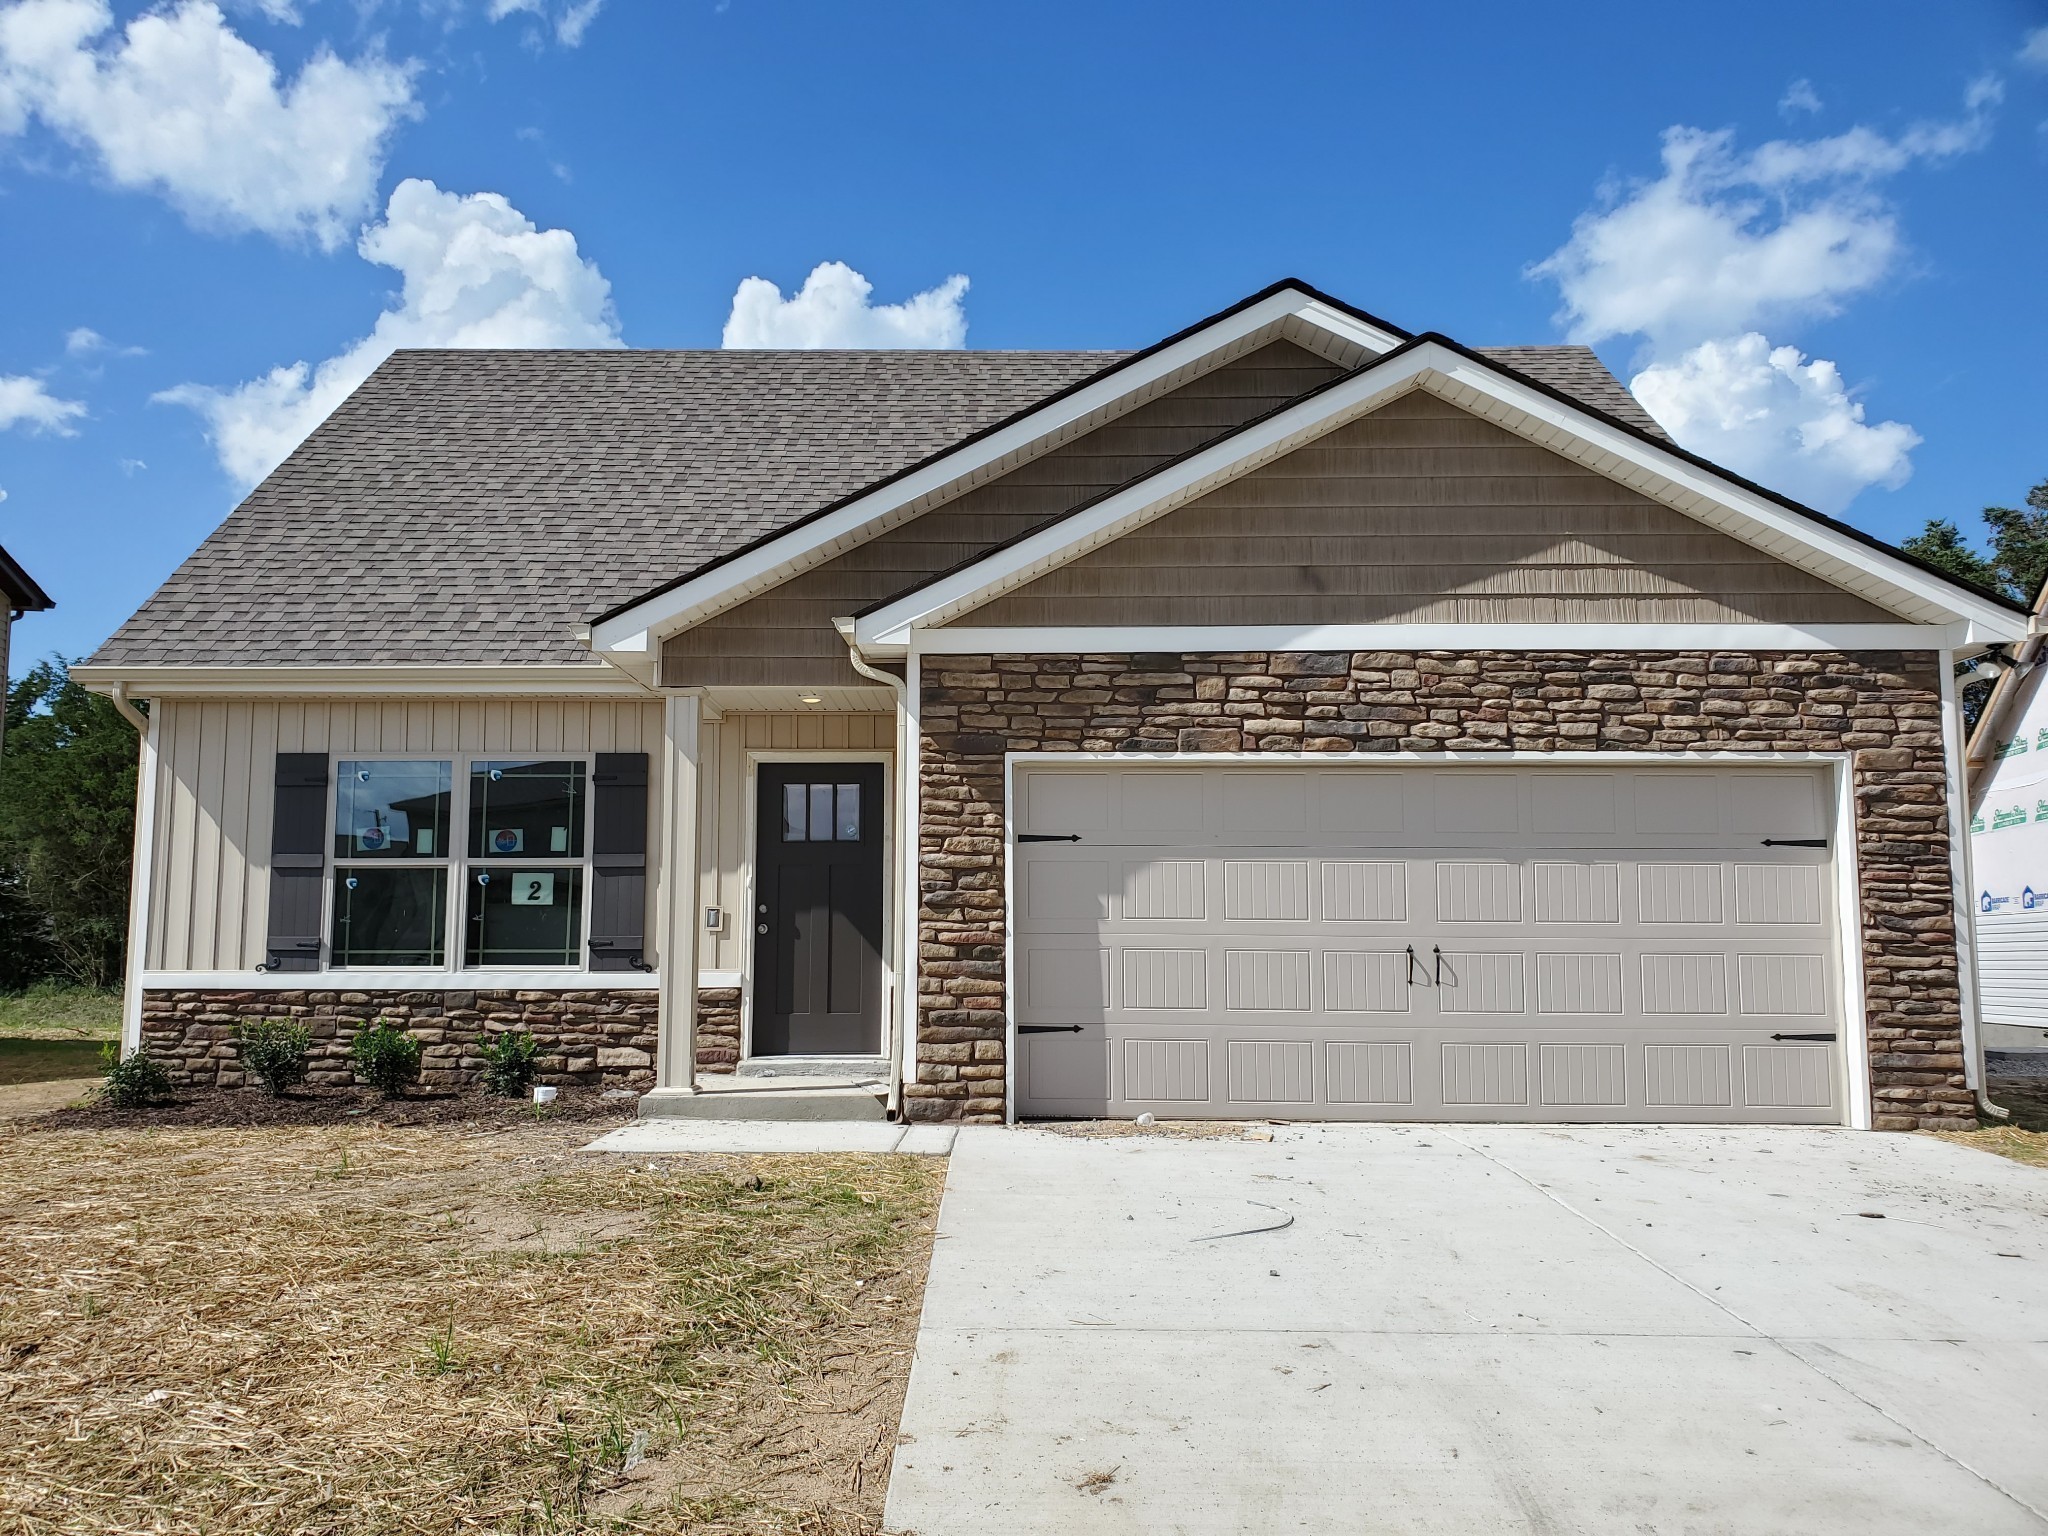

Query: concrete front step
left=735, top=1055, right=891, bottom=1080
left=638, top=1075, right=888, bottom=1122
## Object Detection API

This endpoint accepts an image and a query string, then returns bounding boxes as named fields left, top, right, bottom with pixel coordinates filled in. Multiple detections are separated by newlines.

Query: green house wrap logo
left=2038, top=726, right=2048, bottom=752
left=2038, top=799, right=2048, bottom=822
left=1991, top=804, right=2030, bottom=831
left=1971, top=814, right=1987, bottom=834
left=1997, top=737, right=2028, bottom=760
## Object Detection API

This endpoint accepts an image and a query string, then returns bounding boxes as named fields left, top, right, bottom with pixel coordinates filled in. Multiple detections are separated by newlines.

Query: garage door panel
left=1011, top=763, right=1844, bottom=1125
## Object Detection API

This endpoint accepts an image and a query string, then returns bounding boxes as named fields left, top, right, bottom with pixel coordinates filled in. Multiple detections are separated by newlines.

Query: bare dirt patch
left=35, top=1080, right=642, bottom=1131
left=0, top=1117, right=944, bottom=1534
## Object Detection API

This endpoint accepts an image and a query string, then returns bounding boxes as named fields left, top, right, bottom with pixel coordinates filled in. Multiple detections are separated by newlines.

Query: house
left=1963, top=575, right=2048, bottom=1053
left=75, top=280, right=2031, bottom=1130
left=0, top=542, right=54, bottom=756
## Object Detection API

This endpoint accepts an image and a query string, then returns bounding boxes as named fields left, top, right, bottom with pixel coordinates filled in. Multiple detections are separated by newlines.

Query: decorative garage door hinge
left=1760, top=838, right=1828, bottom=847
left=1017, top=1024, right=1084, bottom=1034
left=1770, top=1032, right=1837, bottom=1042
left=1017, top=833, right=1082, bottom=843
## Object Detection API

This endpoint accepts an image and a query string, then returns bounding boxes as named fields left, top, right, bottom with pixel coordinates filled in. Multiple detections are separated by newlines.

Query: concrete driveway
left=884, top=1124, right=2048, bottom=1535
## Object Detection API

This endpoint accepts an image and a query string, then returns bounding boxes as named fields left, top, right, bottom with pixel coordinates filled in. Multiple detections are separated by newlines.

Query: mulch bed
left=32, top=1082, right=642, bottom=1131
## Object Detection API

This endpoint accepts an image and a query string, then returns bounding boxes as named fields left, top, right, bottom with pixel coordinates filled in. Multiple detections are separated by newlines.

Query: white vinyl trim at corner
left=120, top=705, right=161, bottom=1055
left=1939, top=649, right=1986, bottom=1092
left=998, top=749, right=1873, bottom=1130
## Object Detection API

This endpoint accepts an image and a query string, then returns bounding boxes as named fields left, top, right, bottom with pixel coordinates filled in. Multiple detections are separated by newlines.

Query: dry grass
left=1930, top=1122, right=2048, bottom=1169
left=0, top=1120, right=945, bottom=1534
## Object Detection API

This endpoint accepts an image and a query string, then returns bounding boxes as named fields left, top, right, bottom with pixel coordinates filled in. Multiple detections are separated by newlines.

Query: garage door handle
left=1018, top=833, right=1082, bottom=843
left=1406, top=944, right=1421, bottom=986
left=1770, top=1032, right=1837, bottom=1042
left=1761, top=838, right=1828, bottom=847
left=1018, top=1024, right=1084, bottom=1035
left=1433, top=944, right=1445, bottom=986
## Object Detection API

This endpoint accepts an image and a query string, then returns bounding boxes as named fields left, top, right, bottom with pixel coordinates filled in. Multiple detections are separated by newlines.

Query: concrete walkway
left=884, top=1124, right=2048, bottom=1535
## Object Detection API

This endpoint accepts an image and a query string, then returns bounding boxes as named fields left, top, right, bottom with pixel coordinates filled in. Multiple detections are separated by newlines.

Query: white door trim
left=740, top=747, right=897, bottom=1063
left=999, top=749, right=1869, bottom=1128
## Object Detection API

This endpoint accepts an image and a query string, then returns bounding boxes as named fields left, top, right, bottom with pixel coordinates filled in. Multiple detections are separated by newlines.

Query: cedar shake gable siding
left=912, top=650, right=1967, bottom=1131
left=952, top=393, right=1898, bottom=628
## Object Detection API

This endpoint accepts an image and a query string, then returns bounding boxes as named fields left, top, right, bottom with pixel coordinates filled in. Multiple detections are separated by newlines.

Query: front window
left=325, top=756, right=592, bottom=971
left=463, top=760, right=588, bottom=967
left=331, top=761, right=451, bottom=966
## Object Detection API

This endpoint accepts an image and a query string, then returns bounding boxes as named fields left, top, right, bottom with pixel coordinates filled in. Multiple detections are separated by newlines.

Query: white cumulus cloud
left=0, top=373, right=86, bottom=433
left=1779, top=78, right=1822, bottom=117
left=64, top=324, right=143, bottom=357
left=2021, top=27, right=2048, bottom=71
left=488, top=0, right=602, bottom=47
left=159, top=177, right=620, bottom=485
left=0, top=0, right=417, bottom=247
left=1531, top=80, right=1997, bottom=510
left=723, top=262, right=969, bottom=349
left=1631, top=335, right=1920, bottom=514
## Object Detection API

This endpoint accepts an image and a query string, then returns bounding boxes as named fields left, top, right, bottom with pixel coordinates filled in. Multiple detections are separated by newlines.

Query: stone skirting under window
left=912, top=649, right=1971, bottom=1131
left=141, top=986, right=747, bottom=1089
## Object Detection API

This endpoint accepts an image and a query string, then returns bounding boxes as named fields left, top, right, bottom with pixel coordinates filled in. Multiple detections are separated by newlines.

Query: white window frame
left=323, top=753, right=598, bottom=976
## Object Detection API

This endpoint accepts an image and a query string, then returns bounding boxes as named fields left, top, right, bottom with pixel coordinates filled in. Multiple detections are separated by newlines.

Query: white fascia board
left=855, top=341, right=2028, bottom=650
left=72, top=664, right=655, bottom=698
left=588, top=287, right=1397, bottom=656
left=911, top=622, right=1966, bottom=656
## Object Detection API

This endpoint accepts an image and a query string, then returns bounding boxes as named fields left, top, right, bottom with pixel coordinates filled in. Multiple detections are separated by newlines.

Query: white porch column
left=655, top=692, right=702, bottom=1091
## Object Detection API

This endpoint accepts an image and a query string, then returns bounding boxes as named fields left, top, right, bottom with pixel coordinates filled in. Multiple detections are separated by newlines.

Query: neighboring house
left=1963, top=575, right=2048, bottom=1053
left=0, top=543, right=54, bottom=758
left=76, top=281, right=2030, bottom=1130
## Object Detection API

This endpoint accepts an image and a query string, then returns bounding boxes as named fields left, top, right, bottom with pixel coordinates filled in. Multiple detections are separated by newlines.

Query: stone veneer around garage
left=912, top=650, right=1970, bottom=1131
left=141, top=987, right=744, bottom=1088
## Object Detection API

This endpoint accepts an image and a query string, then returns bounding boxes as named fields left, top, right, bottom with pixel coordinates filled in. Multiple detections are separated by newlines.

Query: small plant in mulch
left=476, top=1030, right=541, bottom=1099
left=234, top=1018, right=312, bottom=1097
left=96, top=1043, right=173, bottom=1109
left=348, top=1021, right=422, bottom=1100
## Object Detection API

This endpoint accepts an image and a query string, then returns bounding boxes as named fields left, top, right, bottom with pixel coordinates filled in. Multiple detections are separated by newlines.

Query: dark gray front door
left=753, top=763, right=885, bottom=1056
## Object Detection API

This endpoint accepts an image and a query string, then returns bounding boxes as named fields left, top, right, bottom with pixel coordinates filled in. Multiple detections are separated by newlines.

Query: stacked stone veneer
left=913, top=650, right=1970, bottom=1130
left=141, top=987, right=746, bottom=1088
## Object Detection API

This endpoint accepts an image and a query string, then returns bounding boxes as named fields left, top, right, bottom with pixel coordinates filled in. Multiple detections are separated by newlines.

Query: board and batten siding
left=951, top=391, right=1901, bottom=628
left=660, top=341, right=1343, bottom=689
left=696, top=711, right=894, bottom=975
left=144, top=698, right=665, bottom=973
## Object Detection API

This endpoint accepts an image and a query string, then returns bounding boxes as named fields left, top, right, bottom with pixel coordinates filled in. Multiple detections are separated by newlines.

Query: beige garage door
left=1012, top=763, right=1846, bottom=1124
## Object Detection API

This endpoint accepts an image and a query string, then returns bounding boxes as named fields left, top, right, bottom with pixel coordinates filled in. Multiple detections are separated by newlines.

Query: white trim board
left=140, top=970, right=660, bottom=992
left=909, top=623, right=1965, bottom=656
left=853, top=350, right=2026, bottom=652
left=587, top=285, right=1403, bottom=657
left=998, top=748, right=1871, bottom=1130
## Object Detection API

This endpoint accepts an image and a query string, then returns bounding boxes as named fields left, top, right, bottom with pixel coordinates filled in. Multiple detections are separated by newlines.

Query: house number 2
left=509, top=872, right=556, bottom=906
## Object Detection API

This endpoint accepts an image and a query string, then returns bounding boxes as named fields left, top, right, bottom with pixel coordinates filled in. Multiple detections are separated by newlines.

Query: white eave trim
left=587, top=285, right=1403, bottom=657
left=852, top=343, right=2029, bottom=652
left=911, top=623, right=1968, bottom=655
left=72, top=664, right=655, bottom=699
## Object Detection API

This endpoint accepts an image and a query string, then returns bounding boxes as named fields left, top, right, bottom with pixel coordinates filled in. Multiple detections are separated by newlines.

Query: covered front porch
left=636, top=685, right=915, bottom=1122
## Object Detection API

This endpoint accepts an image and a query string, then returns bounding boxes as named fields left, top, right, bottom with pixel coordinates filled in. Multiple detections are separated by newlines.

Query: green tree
left=1983, top=478, right=2048, bottom=602
left=1902, top=518, right=2002, bottom=592
left=0, top=659, right=139, bottom=987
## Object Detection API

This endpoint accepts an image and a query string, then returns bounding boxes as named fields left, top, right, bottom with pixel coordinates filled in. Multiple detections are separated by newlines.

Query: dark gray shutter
left=263, top=752, right=328, bottom=972
left=587, top=752, right=651, bottom=972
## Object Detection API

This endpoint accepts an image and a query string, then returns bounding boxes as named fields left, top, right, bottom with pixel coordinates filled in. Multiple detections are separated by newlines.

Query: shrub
left=97, top=1043, right=172, bottom=1108
left=477, top=1030, right=540, bottom=1098
left=348, top=1021, right=422, bottom=1099
left=234, top=1018, right=312, bottom=1097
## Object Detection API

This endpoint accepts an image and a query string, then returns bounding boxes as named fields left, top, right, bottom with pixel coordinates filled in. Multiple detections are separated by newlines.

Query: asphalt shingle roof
left=92, top=342, right=1665, bottom=668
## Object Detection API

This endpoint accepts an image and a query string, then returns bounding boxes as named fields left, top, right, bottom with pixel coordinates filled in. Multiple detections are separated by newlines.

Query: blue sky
left=0, top=0, right=2043, bottom=668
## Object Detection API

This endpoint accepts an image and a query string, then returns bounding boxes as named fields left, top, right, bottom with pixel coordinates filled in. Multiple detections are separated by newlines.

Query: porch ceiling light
left=797, top=692, right=823, bottom=704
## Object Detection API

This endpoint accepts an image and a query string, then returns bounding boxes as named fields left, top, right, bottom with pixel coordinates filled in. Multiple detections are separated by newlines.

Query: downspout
left=107, top=681, right=149, bottom=734
left=838, top=622, right=913, bottom=1121
left=1942, top=646, right=2012, bottom=1123
left=96, top=682, right=154, bottom=1062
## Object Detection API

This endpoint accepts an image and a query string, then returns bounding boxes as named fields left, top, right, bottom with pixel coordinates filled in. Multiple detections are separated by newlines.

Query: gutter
left=837, top=619, right=913, bottom=1122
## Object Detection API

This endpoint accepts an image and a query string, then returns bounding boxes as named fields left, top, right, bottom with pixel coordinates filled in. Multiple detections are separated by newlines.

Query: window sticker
left=510, top=872, right=556, bottom=906
left=550, top=826, right=569, bottom=853
left=490, top=828, right=525, bottom=854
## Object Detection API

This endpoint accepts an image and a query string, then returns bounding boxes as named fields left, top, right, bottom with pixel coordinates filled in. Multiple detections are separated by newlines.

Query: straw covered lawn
left=0, top=1120, right=945, bottom=1534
